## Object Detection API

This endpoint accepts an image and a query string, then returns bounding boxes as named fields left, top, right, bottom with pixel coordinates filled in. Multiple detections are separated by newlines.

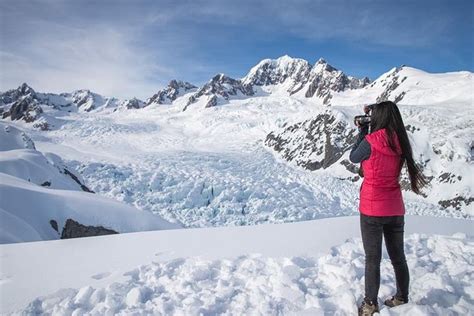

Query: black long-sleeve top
left=349, top=126, right=371, bottom=163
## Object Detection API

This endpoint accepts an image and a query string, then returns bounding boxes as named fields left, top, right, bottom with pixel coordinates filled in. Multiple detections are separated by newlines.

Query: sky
left=0, top=0, right=472, bottom=99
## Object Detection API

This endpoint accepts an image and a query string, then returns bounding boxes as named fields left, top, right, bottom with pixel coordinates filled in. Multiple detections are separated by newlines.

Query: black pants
left=360, top=213, right=409, bottom=303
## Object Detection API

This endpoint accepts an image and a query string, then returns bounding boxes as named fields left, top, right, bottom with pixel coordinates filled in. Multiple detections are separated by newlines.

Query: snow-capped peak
left=146, top=80, right=197, bottom=106
left=17, top=83, right=36, bottom=96
left=315, top=57, right=327, bottom=65
left=67, top=89, right=106, bottom=112
left=184, top=73, right=254, bottom=110
left=1, top=83, right=38, bottom=106
left=242, top=55, right=312, bottom=87
left=120, top=97, right=145, bottom=109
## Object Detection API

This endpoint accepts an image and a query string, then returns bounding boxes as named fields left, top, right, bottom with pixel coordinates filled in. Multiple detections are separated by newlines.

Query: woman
left=349, top=101, right=426, bottom=316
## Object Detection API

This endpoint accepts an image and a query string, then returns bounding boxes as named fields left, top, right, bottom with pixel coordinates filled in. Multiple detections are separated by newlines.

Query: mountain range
left=6, top=55, right=471, bottom=123
left=0, top=55, right=472, bottom=242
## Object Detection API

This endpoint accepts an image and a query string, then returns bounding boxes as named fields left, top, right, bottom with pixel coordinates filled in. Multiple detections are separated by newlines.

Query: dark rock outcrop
left=265, top=112, right=358, bottom=170
left=69, top=89, right=105, bottom=112
left=60, top=218, right=118, bottom=239
left=242, top=56, right=370, bottom=106
left=304, top=59, right=370, bottom=105
left=49, top=220, right=59, bottom=233
left=2, top=96, right=43, bottom=122
left=63, top=168, right=94, bottom=193
left=184, top=74, right=254, bottom=110
left=438, top=196, right=474, bottom=211
left=375, top=67, right=408, bottom=103
left=146, top=80, right=197, bottom=106
left=0, top=83, right=37, bottom=106
left=122, top=98, right=145, bottom=109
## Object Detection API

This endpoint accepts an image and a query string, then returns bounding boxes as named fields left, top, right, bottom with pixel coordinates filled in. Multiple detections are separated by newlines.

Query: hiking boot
left=358, top=298, right=379, bottom=316
left=384, top=295, right=408, bottom=307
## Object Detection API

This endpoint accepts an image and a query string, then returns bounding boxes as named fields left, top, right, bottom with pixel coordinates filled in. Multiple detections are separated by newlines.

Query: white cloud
left=1, top=19, right=175, bottom=99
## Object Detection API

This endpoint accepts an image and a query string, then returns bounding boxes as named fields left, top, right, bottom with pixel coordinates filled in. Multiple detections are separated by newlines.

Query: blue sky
left=1, top=0, right=472, bottom=99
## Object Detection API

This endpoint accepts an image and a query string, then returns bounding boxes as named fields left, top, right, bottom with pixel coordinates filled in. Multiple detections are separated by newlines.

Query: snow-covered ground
left=1, top=216, right=472, bottom=315
left=1, top=59, right=472, bottom=314
left=0, top=122, right=179, bottom=243
left=8, top=91, right=471, bottom=230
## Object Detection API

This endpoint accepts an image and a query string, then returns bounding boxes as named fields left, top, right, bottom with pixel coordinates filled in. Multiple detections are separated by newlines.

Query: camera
left=353, top=103, right=375, bottom=127
left=354, top=115, right=371, bottom=126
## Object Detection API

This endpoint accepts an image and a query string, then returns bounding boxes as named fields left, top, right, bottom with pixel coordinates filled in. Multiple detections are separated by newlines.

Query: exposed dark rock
left=2, top=96, right=43, bottom=122
left=376, top=67, right=408, bottom=103
left=394, top=91, right=406, bottom=103
left=242, top=56, right=369, bottom=106
left=122, top=98, right=145, bottom=109
left=41, top=181, right=51, bottom=187
left=265, top=112, right=358, bottom=170
left=405, top=124, right=420, bottom=133
left=243, top=56, right=312, bottom=90
left=438, top=172, right=461, bottom=184
left=33, top=121, right=50, bottom=131
left=0, top=83, right=37, bottom=106
left=146, top=80, right=197, bottom=106
left=438, top=196, right=474, bottom=211
left=63, top=168, right=94, bottom=193
left=184, top=74, right=254, bottom=111
left=61, top=218, right=118, bottom=239
left=49, top=220, right=59, bottom=233
left=204, top=95, right=218, bottom=108
left=304, top=60, right=370, bottom=105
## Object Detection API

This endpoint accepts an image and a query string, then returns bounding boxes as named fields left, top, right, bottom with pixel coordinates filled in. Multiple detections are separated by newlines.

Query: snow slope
left=0, top=122, right=180, bottom=244
left=0, top=173, right=180, bottom=243
left=331, top=66, right=473, bottom=107
left=0, top=216, right=472, bottom=314
left=12, top=89, right=470, bottom=228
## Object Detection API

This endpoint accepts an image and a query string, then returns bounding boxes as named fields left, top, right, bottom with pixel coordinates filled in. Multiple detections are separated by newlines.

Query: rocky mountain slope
left=1, top=55, right=472, bottom=224
left=146, top=80, right=197, bottom=106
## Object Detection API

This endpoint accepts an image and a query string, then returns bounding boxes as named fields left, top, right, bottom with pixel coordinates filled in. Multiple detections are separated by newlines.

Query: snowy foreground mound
left=1, top=216, right=472, bottom=315
left=16, top=234, right=474, bottom=315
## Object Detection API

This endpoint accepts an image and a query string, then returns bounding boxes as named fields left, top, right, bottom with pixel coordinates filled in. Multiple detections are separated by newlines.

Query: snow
left=0, top=149, right=85, bottom=191
left=0, top=123, right=36, bottom=151
left=0, top=173, right=180, bottom=243
left=1, top=60, right=473, bottom=314
left=331, top=66, right=473, bottom=107
left=0, top=216, right=472, bottom=314
left=11, top=89, right=469, bottom=228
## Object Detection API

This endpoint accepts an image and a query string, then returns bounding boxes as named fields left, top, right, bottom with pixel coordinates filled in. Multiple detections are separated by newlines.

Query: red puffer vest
left=359, top=128, right=405, bottom=216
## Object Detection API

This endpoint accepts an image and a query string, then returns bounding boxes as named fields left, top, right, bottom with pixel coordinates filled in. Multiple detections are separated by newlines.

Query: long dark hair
left=370, top=101, right=427, bottom=194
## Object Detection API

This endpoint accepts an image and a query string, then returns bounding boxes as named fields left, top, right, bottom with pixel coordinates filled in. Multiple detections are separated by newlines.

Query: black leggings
left=360, top=213, right=409, bottom=303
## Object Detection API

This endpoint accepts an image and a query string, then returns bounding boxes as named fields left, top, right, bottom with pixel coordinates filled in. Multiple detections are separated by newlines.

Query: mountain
left=146, top=80, right=197, bottom=106
left=120, top=98, right=146, bottom=109
left=329, top=66, right=473, bottom=106
left=2, top=95, right=43, bottom=123
left=242, top=56, right=370, bottom=105
left=0, top=83, right=150, bottom=129
left=0, top=57, right=472, bottom=219
left=242, top=55, right=312, bottom=91
left=265, top=110, right=359, bottom=172
left=183, top=55, right=370, bottom=110
left=183, top=74, right=254, bottom=110
left=302, top=58, right=370, bottom=103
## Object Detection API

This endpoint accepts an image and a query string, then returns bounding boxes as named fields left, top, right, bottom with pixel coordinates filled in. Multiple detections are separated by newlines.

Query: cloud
left=1, top=17, right=176, bottom=99
left=0, top=0, right=470, bottom=99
